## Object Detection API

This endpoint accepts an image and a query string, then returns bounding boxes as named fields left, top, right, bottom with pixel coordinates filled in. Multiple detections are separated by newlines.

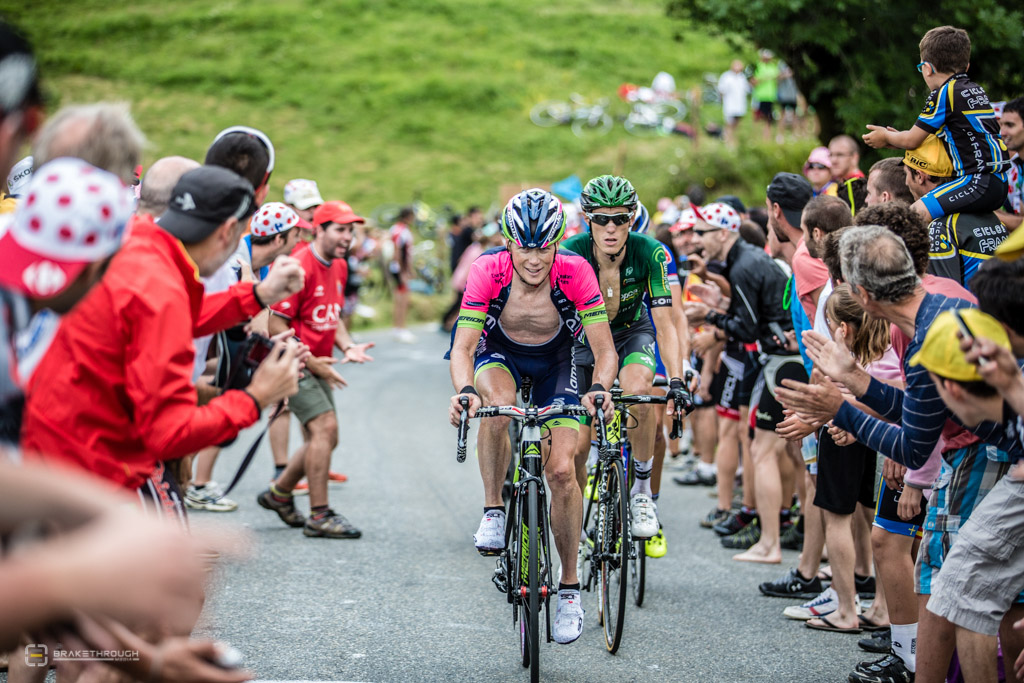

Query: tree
left=666, top=0, right=1024, bottom=144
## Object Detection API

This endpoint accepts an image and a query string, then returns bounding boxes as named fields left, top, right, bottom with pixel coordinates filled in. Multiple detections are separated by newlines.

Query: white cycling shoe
left=552, top=589, right=585, bottom=644
left=630, top=493, right=659, bottom=539
left=473, top=510, right=505, bottom=556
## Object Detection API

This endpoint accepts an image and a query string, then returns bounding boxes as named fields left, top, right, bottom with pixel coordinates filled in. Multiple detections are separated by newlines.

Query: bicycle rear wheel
left=571, top=113, right=613, bottom=137
left=631, top=540, right=646, bottom=607
left=599, top=458, right=628, bottom=653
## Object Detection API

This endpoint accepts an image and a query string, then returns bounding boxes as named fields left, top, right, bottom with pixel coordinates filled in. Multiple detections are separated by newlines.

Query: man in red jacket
left=22, top=165, right=306, bottom=516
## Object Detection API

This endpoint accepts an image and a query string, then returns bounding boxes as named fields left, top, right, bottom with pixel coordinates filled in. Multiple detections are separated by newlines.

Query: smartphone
left=678, top=259, right=694, bottom=272
left=769, top=321, right=789, bottom=348
left=952, top=310, right=989, bottom=364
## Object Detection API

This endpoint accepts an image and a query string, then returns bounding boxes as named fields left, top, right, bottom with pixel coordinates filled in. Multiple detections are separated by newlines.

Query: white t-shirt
left=192, top=261, right=239, bottom=383
left=813, top=280, right=834, bottom=339
left=718, top=70, right=750, bottom=118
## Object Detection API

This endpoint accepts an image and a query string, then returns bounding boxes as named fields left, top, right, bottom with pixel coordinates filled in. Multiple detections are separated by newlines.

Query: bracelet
left=242, top=389, right=263, bottom=413
left=460, top=385, right=478, bottom=396
left=342, top=342, right=354, bottom=352
left=588, top=383, right=607, bottom=394
left=252, top=283, right=267, bottom=309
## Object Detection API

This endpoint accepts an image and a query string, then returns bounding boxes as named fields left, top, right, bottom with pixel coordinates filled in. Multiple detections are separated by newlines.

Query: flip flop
left=817, top=565, right=833, bottom=581
left=858, top=615, right=890, bottom=632
left=805, top=616, right=862, bottom=634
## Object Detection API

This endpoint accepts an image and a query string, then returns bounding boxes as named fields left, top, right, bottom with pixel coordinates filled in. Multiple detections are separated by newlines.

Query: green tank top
left=561, top=232, right=672, bottom=332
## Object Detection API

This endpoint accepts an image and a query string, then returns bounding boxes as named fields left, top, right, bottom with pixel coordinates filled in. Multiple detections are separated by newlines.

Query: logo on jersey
left=314, top=284, right=325, bottom=297
left=311, top=303, right=342, bottom=324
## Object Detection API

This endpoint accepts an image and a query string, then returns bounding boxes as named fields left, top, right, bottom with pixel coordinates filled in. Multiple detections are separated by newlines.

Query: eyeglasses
left=916, top=61, right=931, bottom=73
left=585, top=212, right=633, bottom=226
left=806, top=163, right=829, bottom=171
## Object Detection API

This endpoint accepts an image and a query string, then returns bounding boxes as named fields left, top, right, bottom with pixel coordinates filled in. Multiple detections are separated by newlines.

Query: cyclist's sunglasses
left=586, top=212, right=633, bottom=226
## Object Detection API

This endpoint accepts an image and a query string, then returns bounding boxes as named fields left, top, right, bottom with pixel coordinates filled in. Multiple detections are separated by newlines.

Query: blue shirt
left=243, top=235, right=270, bottom=281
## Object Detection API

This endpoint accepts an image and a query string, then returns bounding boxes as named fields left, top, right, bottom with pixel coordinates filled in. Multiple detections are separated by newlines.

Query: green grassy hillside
left=5, top=0, right=812, bottom=214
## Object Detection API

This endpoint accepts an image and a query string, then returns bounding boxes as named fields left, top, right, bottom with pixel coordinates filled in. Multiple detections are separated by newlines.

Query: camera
left=221, top=333, right=277, bottom=393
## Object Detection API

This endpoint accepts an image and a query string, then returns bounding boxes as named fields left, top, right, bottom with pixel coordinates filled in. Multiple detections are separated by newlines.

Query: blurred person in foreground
left=32, top=102, right=145, bottom=186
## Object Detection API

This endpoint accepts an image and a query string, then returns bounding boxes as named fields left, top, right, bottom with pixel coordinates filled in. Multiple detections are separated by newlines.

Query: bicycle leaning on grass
left=455, top=378, right=595, bottom=683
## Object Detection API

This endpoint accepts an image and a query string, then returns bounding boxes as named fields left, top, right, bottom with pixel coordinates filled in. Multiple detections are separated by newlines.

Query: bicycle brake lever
left=456, top=396, right=469, bottom=463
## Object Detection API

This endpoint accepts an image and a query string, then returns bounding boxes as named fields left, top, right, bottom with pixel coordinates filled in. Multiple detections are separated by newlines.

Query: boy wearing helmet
left=447, top=189, right=617, bottom=644
left=562, top=175, right=694, bottom=542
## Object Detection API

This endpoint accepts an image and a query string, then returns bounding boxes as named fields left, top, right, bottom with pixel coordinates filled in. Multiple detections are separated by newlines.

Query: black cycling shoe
left=849, top=652, right=914, bottom=682
left=673, top=469, right=717, bottom=486
left=858, top=628, right=891, bottom=654
left=856, top=573, right=877, bottom=599
left=758, top=567, right=823, bottom=599
left=712, top=510, right=753, bottom=537
left=720, top=519, right=760, bottom=549
left=700, top=507, right=730, bottom=529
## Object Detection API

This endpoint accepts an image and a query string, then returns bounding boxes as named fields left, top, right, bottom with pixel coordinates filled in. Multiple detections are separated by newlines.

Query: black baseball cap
left=766, top=172, right=813, bottom=228
left=157, top=166, right=256, bottom=244
left=714, top=194, right=747, bottom=215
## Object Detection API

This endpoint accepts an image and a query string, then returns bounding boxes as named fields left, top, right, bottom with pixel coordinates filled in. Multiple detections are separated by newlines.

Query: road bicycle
left=623, top=99, right=687, bottom=138
left=529, top=94, right=613, bottom=137
left=455, top=381, right=592, bottom=683
left=580, top=387, right=687, bottom=654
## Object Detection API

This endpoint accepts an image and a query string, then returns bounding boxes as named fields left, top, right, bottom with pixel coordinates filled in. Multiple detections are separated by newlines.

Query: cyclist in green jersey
left=562, top=175, right=693, bottom=540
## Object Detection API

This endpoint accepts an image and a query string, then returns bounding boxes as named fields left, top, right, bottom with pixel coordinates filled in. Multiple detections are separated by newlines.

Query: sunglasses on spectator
left=693, top=227, right=721, bottom=236
left=806, top=163, right=829, bottom=170
left=586, top=212, right=633, bottom=226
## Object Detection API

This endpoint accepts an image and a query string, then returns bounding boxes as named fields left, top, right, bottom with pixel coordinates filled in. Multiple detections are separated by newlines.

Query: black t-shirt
left=450, top=226, right=475, bottom=271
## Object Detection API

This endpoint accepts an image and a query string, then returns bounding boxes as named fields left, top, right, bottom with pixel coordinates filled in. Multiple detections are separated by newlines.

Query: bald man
left=828, top=134, right=864, bottom=181
left=137, top=156, right=201, bottom=217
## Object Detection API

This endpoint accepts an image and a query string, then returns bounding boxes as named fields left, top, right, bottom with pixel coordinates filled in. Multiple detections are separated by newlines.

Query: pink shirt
left=792, top=239, right=829, bottom=322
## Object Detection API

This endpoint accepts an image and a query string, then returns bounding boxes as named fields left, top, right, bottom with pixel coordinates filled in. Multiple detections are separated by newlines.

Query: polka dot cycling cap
left=700, top=202, right=741, bottom=232
left=250, top=202, right=299, bottom=237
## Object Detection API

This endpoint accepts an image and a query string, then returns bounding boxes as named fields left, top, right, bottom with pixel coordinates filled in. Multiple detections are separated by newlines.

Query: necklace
left=607, top=286, right=614, bottom=299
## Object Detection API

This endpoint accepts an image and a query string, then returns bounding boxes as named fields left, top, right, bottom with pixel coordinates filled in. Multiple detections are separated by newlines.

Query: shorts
left=290, top=373, right=337, bottom=426
left=389, top=268, right=408, bottom=293
left=873, top=479, right=927, bottom=538
left=749, top=354, right=806, bottom=431
left=738, top=349, right=759, bottom=407
left=814, top=429, right=877, bottom=515
left=714, top=351, right=744, bottom=421
left=757, top=100, right=774, bottom=120
left=920, top=172, right=1008, bottom=220
left=915, top=443, right=1011, bottom=596
left=577, top=316, right=657, bottom=380
left=475, top=326, right=580, bottom=431
left=778, top=99, right=797, bottom=112
left=136, top=460, right=188, bottom=528
left=927, top=475, right=1024, bottom=635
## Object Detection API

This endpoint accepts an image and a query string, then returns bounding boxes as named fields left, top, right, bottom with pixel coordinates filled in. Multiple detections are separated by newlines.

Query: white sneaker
left=394, top=328, right=417, bottom=344
left=630, top=493, right=659, bottom=539
left=782, top=586, right=861, bottom=620
left=185, top=482, right=238, bottom=512
left=473, top=510, right=505, bottom=555
left=552, top=589, right=585, bottom=644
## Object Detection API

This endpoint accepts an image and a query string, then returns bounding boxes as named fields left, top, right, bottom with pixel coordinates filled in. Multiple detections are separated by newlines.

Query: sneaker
left=293, top=480, right=309, bottom=495
left=783, top=586, right=861, bottom=620
left=856, top=574, right=877, bottom=599
left=552, top=589, right=585, bottom=644
left=328, top=470, right=349, bottom=483
left=700, top=507, right=730, bottom=529
left=858, top=628, right=891, bottom=653
left=759, top=567, right=824, bottom=599
left=849, top=652, right=914, bottom=682
left=185, top=482, right=238, bottom=512
left=672, top=469, right=716, bottom=486
left=713, top=510, right=752, bottom=537
left=720, top=518, right=760, bottom=549
left=583, top=473, right=598, bottom=502
left=645, top=527, right=667, bottom=558
left=474, top=510, right=506, bottom=555
left=630, top=493, right=659, bottom=539
left=394, top=328, right=417, bottom=344
left=780, top=521, right=804, bottom=551
left=303, top=509, right=362, bottom=538
left=256, top=488, right=305, bottom=527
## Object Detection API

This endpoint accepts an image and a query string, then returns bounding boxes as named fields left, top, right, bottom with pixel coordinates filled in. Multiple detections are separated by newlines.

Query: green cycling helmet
left=580, top=175, right=638, bottom=212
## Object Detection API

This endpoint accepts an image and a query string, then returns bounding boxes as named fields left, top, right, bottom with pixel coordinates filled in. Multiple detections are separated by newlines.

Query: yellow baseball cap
left=909, top=308, right=1011, bottom=382
left=995, top=225, right=1024, bottom=261
left=903, top=135, right=954, bottom=178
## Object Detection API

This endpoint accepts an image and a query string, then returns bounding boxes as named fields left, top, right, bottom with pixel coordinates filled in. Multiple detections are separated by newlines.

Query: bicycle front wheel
left=599, top=458, right=628, bottom=653
left=571, top=112, right=613, bottom=138
left=530, top=101, right=570, bottom=127
left=519, top=479, right=541, bottom=682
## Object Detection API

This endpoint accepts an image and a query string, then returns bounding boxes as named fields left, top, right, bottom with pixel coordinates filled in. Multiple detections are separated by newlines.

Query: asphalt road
left=163, top=328, right=875, bottom=682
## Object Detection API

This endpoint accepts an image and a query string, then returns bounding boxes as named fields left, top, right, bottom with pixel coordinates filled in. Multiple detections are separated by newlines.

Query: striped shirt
left=835, top=292, right=1021, bottom=468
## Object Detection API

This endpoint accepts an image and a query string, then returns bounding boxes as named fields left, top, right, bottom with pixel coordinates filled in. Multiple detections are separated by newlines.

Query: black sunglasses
left=586, top=212, right=633, bottom=226
left=806, top=163, right=829, bottom=170
left=693, top=227, right=721, bottom=236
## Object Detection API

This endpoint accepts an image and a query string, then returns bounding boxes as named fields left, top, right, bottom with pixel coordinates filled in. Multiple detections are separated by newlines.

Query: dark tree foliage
left=666, top=0, right=1024, bottom=144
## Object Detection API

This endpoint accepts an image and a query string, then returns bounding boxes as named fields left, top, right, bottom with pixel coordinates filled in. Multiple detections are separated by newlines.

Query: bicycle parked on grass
left=580, top=386, right=686, bottom=654
left=455, top=379, right=592, bottom=683
left=529, top=94, right=613, bottom=137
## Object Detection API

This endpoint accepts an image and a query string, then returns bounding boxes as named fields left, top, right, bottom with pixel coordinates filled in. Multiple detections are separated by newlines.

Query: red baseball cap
left=0, top=158, right=133, bottom=298
left=313, top=200, right=364, bottom=227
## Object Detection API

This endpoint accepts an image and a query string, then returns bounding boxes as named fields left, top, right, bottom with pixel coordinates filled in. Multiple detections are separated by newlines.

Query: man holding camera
left=261, top=200, right=374, bottom=539
left=21, top=166, right=306, bottom=513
